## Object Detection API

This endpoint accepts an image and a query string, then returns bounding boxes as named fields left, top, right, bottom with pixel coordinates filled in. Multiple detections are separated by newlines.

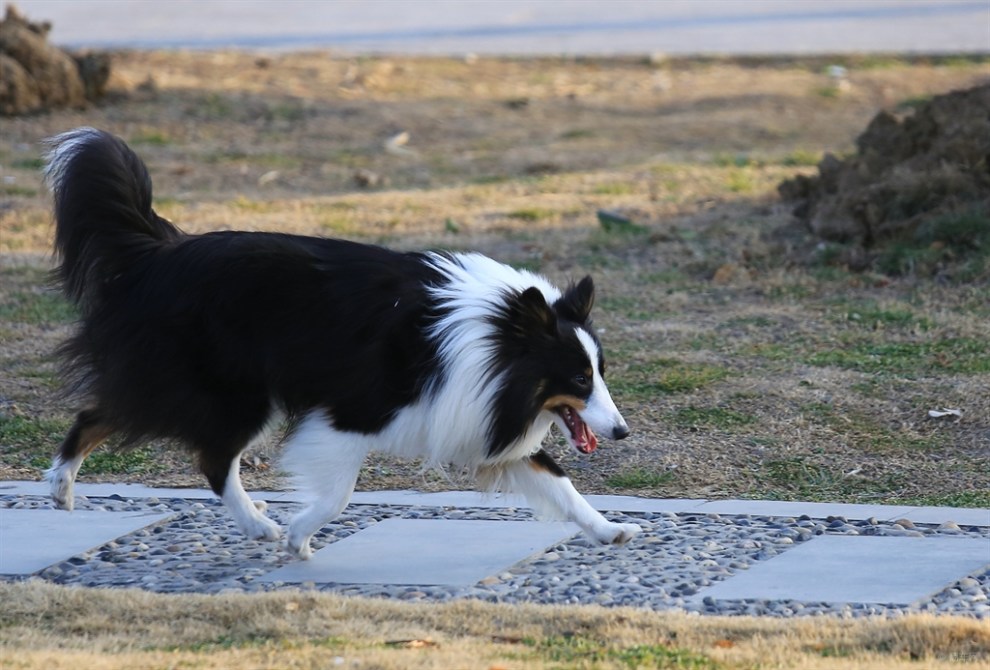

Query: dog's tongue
left=561, top=406, right=598, bottom=454
left=574, top=421, right=598, bottom=454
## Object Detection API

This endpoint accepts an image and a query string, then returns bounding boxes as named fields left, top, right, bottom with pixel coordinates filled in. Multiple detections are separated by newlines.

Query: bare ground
left=1, top=51, right=989, bottom=506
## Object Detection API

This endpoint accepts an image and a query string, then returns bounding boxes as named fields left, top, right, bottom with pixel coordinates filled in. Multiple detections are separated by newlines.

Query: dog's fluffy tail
left=44, top=127, right=181, bottom=309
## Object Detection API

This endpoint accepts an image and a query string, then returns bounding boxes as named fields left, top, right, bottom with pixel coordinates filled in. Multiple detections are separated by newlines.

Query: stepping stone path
left=1, top=481, right=987, bottom=618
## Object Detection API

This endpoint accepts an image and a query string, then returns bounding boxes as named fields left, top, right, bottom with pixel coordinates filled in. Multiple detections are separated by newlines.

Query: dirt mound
left=779, top=83, right=990, bottom=273
left=0, top=5, right=110, bottom=115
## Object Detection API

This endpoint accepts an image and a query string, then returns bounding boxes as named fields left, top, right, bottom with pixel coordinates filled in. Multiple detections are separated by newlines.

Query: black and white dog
left=44, top=128, right=640, bottom=558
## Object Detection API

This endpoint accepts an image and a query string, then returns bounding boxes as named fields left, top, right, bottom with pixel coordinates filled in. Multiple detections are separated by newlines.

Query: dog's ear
left=509, top=286, right=557, bottom=337
left=555, top=275, right=595, bottom=324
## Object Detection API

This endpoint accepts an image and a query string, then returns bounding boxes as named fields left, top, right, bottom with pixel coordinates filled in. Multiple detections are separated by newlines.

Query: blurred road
left=12, top=0, right=990, bottom=55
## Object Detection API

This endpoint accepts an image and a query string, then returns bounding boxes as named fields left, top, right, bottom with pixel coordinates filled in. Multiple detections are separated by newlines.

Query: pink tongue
left=574, top=415, right=598, bottom=454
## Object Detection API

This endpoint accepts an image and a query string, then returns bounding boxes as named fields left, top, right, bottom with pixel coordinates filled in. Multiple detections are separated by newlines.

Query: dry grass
left=2, top=581, right=989, bottom=670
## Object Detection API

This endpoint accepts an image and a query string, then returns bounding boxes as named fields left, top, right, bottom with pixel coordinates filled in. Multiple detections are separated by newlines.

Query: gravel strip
left=3, top=494, right=988, bottom=618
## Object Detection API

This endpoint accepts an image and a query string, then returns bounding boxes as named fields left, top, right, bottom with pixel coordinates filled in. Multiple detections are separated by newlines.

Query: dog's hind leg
left=282, top=412, right=368, bottom=560
left=486, top=450, right=642, bottom=545
left=200, top=439, right=282, bottom=542
left=47, top=408, right=113, bottom=511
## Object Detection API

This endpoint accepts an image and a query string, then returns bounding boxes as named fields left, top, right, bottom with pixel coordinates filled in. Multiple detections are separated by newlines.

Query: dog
left=43, top=127, right=641, bottom=559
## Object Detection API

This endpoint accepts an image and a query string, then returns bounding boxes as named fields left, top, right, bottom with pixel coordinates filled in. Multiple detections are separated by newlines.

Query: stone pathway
left=1, top=481, right=987, bottom=617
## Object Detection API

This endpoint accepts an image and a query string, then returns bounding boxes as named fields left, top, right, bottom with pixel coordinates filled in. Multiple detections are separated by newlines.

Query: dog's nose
left=612, top=425, right=630, bottom=440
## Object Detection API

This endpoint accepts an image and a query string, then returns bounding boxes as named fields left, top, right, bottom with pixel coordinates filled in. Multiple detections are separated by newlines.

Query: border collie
left=43, top=128, right=640, bottom=559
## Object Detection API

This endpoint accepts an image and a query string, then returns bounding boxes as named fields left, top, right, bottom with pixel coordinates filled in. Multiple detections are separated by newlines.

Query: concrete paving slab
left=693, top=499, right=917, bottom=521
left=260, top=518, right=576, bottom=586
left=0, top=508, right=173, bottom=574
left=0, top=483, right=704, bottom=513
left=901, top=507, right=990, bottom=528
left=696, top=535, right=990, bottom=605
left=0, top=481, right=303, bottom=503
left=348, top=491, right=706, bottom=514
left=348, top=490, right=527, bottom=508
left=3, top=482, right=988, bottom=526
left=584, top=495, right=706, bottom=513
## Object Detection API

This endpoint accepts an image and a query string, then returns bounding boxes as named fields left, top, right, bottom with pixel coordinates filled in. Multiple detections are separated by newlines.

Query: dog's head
left=493, top=276, right=628, bottom=455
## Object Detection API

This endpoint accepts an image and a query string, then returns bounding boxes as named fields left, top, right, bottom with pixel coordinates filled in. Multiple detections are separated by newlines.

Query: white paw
left=591, top=521, right=642, bottom=545
left=46, top=464, right=75, bottom=511
left=286, top=534, right=313, bottom=560
left=242, top=514, right=282, bottom=542
left=252, top=499, right=268, bottom=513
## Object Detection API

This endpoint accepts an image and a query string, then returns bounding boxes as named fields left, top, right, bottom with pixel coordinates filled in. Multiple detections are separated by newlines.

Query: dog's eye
left=573, top=373, right=590, bottom=387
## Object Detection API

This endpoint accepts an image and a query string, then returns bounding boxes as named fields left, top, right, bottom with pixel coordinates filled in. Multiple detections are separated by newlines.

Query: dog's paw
left=286, top=534, right=313, bottom=560
left=252, top=499, right=269, bottom=513
left=591, top=521, right=642, bottom=545
left=46, top=464, right=75, bottom=511
left=243, top=514, right=282, bottom=542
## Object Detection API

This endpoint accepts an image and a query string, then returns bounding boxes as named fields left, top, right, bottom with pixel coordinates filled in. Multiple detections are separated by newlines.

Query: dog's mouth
left=555, top=405, right=598, bottom=454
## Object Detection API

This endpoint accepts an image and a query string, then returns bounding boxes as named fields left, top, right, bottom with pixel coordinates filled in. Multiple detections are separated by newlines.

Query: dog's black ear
left=556, top=275, right=595, bottom=324
left=509, top=286, right=557, bottom=337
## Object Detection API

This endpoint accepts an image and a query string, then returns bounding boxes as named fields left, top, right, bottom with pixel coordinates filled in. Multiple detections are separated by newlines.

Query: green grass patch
left=641, top=269, right=690, bottom=285
left=230, top=196, right=282, bottom=214
left=10, top=156, right=46, bottom=170
left=755, top=456, right=907, bottom=502
left=611, top=358, right=731, bottom=400
left=814, top=85, right=842, bottom=99
left=890, top=490, right=990, bottom=509
left=649, top=360, right=730, bottom=394
left=876, top=209, right=990, bottom=279
left=1, top=184, right=38, bottom=197
left=210, top=151, right=305, bottom=169
left=831, top=300, right=933, bottom=330
left=672, top=406, right=756, bottom=430
left=806, top=337, right=990, bottom=375
left=719, top=315, right=776, bottom=330
left=895, top=94, right=933, bottom=111
left=744, top=328, right=989, bottom=378
left=713, top=152, right=752, bottom=168
left=0, top=415, right=69, bottom=468
left=592, top=181, right=635, bottom=196
left=559, top=128, right=595, bottom=140
left=81, top=447, right=159, bottom=476
left=506, top=207, right=557, bottom=222
left=915, top=209, right=990, bottom=251
left=130, top=130, right=172, bottom=146
left=725, top=168, right=755, bottom=193
left=799, top=402, right=943, bottom=454
left=198, top=92, right=236, bottom=120
left=763, top=283, right=813, bottom=301
left=780, top=149, right=821, bottom=166
left=525, top=635, right=718, bottom=669
left=0, top=291, right=77, bottom=325
left=596, top=295, right=657, bottom=321
left=606, top=468, right=676, bottom=490
left=0, top=414, right=160, bottom=475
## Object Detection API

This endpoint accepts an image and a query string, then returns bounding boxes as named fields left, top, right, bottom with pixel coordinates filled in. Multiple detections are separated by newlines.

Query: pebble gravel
left=3, top=494, right=988, bottom=618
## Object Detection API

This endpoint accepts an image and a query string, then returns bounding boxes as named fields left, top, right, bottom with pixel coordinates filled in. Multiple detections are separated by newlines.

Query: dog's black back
left=48, top=128, right=443, bottom=491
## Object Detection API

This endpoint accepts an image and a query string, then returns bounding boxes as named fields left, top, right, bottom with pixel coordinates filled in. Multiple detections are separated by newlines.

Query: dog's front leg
left=495, top=450, right=642, bottom=544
